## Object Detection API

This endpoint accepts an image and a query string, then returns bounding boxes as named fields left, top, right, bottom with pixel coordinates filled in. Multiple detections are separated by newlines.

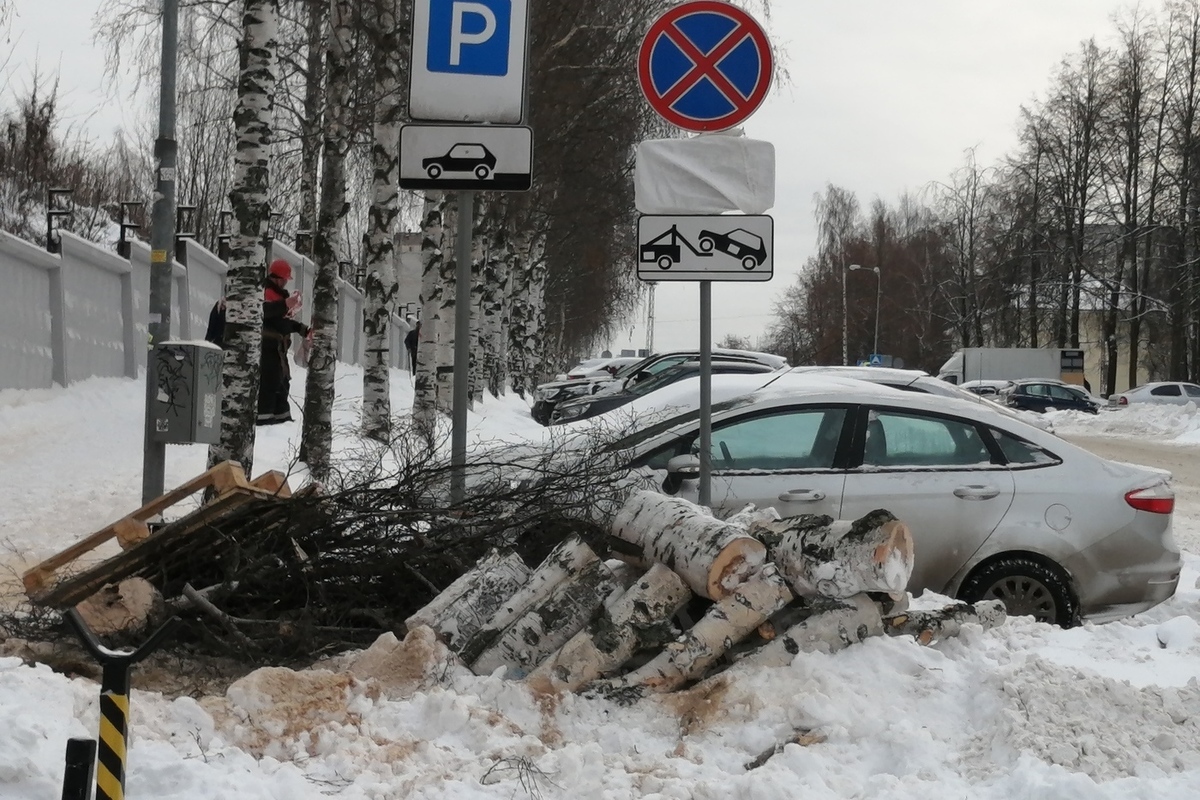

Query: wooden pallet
left=22, top=461, right=294, bottom=602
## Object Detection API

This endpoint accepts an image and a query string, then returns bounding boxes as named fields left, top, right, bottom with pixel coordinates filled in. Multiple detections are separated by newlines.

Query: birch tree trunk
left=300, top=0, right=353, bottom=476
left=361, top=0, right=404, bottom=441
left=597, top=565, right=793, bottom=695
left=404, top=549, right=531, bottom=652
left=745, top=594, right=883, bottom=666
left=297, top=0, right=325, bottom=244
left=611, top=490, right=767, bottom=600
left=527, top=563, right=691, bottom=693
left=469, top=196, right=484, bottom=407
left=208, top=0, right=279, bottom=475
left=882, top=600, right=1006, bottom=645
left=491, top=222, right=511, bottom=396
left=413, top=190, right=445, bottom=432
left=506, top=227, right=535, bottom=397
left=750, top=510, right=915, bottom=600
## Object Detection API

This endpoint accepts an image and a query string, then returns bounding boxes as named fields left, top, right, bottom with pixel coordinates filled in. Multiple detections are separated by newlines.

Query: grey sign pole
left=698, top=280, right=712, bottom=507
left=141, top=0, right=179, bottom=504
left=450, top=190, right=474, bottom=503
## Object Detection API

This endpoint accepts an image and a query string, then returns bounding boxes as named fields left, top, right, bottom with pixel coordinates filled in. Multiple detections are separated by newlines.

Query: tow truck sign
left=637, top=215, right=773, bottom=282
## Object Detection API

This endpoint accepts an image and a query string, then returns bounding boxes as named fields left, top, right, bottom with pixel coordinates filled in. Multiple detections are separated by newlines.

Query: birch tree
left=208, top=0, right=280, bottom=475
left=300, top=0, right=353, bottom=477
left=361, top=0, right=405, bottom=440
left=413, top=191, right=445, bottom=432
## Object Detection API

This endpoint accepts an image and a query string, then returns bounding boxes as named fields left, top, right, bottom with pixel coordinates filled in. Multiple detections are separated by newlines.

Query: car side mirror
left=662, top=454, right=701, bottom=495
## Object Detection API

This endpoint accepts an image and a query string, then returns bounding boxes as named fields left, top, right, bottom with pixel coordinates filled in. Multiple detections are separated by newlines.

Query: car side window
left=1048, top=386, right=1078, bottom=402
left=989, top=428, right=1060, bottom=467
left=864, top=410, right=993, bottom=468
left=637, top=443, right=680, bottom=471
left=1186, top=384, right=1200, bottom=398
left=1026, top=384, right=1050, bottom=397
left=702, top=408, right=847, bottom=471
left=1151, top=384, right=1182, bottom=396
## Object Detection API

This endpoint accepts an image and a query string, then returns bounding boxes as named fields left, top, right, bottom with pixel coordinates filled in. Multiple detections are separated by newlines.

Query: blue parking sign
left=427, top=0, right=512, bottom=76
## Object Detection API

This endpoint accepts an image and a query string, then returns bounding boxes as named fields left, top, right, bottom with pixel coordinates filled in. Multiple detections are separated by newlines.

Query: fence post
left=48, top=263, right=69, bottom=387
left=120, top=272, right=138, bottom=379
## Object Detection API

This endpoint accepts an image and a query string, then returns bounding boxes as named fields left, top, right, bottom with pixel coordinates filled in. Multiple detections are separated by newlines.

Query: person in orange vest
left=259, top=259, right=310, bottom=424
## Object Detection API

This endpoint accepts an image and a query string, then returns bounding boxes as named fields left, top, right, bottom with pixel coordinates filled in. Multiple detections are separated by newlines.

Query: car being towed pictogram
left=698, top=228, right=768, bottom=269
left=422, top=143, right=497, bottom=180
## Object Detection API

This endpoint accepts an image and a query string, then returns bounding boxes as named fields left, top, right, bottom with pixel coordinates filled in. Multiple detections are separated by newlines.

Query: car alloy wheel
left=958, top=556, right=1078, bottom=627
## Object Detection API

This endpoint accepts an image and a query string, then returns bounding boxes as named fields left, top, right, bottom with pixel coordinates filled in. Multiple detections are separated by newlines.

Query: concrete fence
left=0, top=231, right=413, bottom=392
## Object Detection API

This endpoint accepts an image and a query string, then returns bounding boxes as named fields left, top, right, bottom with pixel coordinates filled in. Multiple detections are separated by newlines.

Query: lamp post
left=849, top=264, right=881, bottom=360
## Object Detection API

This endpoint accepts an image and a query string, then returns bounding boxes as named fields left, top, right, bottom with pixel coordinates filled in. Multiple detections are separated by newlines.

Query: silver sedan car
left=1109, top=381, right=1200, bottom=407
left=619, top=376, right=1180, bottom=626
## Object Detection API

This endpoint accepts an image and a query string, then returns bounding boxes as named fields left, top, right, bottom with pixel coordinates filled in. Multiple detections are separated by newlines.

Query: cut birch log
left=750, top=509, right=914, bottom=599
left=743, top=594, right=883, bottom=667
left=404, top=549, right=531, bottom=651
left=882, top=600, right=1007, bottom=645
left=456, top=537, right=599, bottom=665
left=470, top=558, right=620, bottom=677
left=595, top=564, right=794, bottom=695
left=526, top=563, right=692, bottom=693
left=74, top=578, right=165, bottom=637
left=611, top=490, right=766, bottom=600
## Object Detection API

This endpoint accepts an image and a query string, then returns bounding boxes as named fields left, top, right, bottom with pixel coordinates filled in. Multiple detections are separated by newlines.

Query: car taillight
left=1126, top=485, right=1174, bottom=514
left=1118, top=396, right=1128, bottom=405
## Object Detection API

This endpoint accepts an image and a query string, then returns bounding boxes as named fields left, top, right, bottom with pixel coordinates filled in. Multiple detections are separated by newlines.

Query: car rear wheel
left=741, top=256, right=757, bottom=270
left=958, top=556, right=1078, bottom=627
left=426, top=164, right=442, bottom=179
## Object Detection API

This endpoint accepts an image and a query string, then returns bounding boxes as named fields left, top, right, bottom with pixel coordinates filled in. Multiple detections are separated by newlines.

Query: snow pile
left=2, top=370, right=1200, bottom=796
left=1046, top=403, right=1200, bottom=441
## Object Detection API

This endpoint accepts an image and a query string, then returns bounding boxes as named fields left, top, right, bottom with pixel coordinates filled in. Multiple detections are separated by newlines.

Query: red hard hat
left=268, top=259, right=292, bottom=281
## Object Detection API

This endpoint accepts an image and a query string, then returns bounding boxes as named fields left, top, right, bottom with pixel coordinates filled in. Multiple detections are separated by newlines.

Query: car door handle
left=954, top=485, right=1000, bottom=501
left=779, top=490, right=826, bottom=503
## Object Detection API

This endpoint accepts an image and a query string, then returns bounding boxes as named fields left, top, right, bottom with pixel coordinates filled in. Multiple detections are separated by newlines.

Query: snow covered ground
left=2, top=372, right=1200, bottom=799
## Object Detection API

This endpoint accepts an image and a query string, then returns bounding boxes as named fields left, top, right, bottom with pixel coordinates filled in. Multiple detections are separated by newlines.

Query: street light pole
left=848, top=265, right=881, bottom=361
left=841, top=263, right=848, bottom=366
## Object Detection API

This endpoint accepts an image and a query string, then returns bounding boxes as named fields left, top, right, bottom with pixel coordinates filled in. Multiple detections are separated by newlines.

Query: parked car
left=532, top=348, right=787, bottom=426
left=1109, top=382, right=1200, bottom=407
left=1000, top=380, right=1100, bottom=414
left=961, top=379, right=1013, bottom=398
left=610, top=375, right=1179, bottom=625
left=550, top=360, right=778, bottom=425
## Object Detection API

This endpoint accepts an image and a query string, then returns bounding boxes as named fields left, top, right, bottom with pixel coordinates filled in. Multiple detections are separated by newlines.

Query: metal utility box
left=151, top=340, right=224, bottom=444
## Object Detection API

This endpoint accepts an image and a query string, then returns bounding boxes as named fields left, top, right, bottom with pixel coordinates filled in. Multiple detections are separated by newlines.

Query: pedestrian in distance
left=404, top=315, right=420, bottom=372
left=204, top=298, right=226, bottom=346
left=258, top=259, right=310, bottom=425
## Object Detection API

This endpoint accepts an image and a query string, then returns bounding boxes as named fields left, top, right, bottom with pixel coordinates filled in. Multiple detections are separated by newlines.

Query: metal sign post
left=409, top=0, right=533, bottom=503
left=635, top=1, right=775, bottom=507
left=142, top=0, right=179, bottom=504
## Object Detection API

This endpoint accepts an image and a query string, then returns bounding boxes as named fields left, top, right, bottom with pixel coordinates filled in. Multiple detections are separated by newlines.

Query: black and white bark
left=413, top=190, right=445, bottom=431
left=506, top=226, right=536, bottom=397
left=457, top=536, right=597, bottom=665
left=434, top=194, right=458, bottom=414
left=360, top=0, right=404, bottom=441
left=744, top=594, right=883, bottom=666
left=300, top=0, right=353, bottom=477
left=478, top=197, right=508, bottom=397
left=404, top=549, right=531, bottom=651
left=527, top=563, right=691, bottom=693
left=596, top=564, right=794, bottom=694
left=208, top=0, right=280, bottom=475
left=470, top=555, right=620, bottom=678
left=882, top=600, right=1007, bottom=645
left=296, top=0, right=325, bottom=244
left=611, top=490, right=767, bottom=600
left=750, top=510, right=915, bottom=600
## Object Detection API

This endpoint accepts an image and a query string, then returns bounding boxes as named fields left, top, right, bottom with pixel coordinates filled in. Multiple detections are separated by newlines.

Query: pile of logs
left=406, top=491, right=1007, bottom=699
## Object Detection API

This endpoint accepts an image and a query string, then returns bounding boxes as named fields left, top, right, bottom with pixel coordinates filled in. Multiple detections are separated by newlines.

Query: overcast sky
left=5, top=0, right=1153, bottom=360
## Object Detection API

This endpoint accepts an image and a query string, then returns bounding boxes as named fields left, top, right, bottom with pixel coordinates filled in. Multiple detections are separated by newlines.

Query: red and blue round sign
left=638, top=1, right=774, bottom=133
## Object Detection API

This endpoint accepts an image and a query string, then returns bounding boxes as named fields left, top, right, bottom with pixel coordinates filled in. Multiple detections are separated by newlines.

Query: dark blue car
left=1002, top=380, right=1099, bottom=414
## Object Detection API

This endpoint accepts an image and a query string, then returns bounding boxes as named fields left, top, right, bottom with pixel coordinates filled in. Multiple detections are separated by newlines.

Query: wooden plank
left=20, top=461, right=249, bottom=595
left=31, top=490, right=265, bottom=608
left=249, top=470, right=292, bottom=498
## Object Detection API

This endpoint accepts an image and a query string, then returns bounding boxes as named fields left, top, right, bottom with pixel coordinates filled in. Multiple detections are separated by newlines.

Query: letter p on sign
left=428, top=0, right=511, bottom=76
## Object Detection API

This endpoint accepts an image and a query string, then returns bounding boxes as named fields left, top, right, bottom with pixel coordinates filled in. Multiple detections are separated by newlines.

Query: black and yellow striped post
left=65, top=609, right=179, bottom=800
